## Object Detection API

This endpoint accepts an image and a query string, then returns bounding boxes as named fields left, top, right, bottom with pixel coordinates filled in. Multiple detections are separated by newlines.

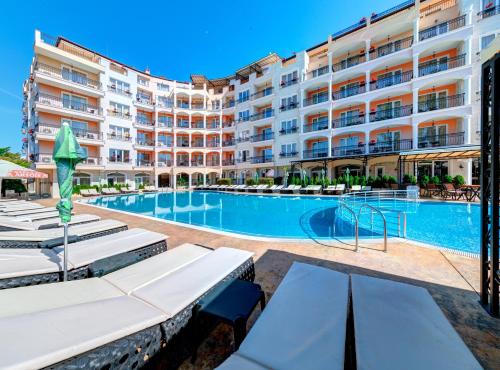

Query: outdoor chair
left=0, top=244, right=255, bottom=370
left=0, top=228, right=168, bottom=289
left=1, top=207, right=58, bottom=217
left=442, top=183, right=464, bottom=200
left=217, top=262, right=349, bottom=370
left=300, top=185, right=322, bottom=194
left=0, top=219, right=128, bottom=248
left=0, top=213, right=100, bottom=232
left=79, top=189, right=91, bottom=197
left=120, top=187, right=135, bottom=194
left=351, top=274, right=482, bottom=370
left=0, top=202, right=44, bottom=212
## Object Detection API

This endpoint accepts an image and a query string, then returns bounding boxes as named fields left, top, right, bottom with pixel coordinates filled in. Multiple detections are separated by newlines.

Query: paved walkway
left=39, top=198, right=500, bottom=369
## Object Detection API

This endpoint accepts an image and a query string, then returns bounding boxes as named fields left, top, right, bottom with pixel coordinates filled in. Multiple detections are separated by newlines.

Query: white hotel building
left=22, top=0, right=499, bottom=196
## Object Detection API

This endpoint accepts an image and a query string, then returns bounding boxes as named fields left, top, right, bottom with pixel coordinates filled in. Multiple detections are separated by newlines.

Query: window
left=109, top=78, right=130, bottom=95
left=418, top=125, right=447, bottom=147
left=238, top=90, right=249, bottom=103
left=62, top=93, right=87, bottom=111
left=107, top=172, right=126, bottom=185
left=281, top=95, right=298, bottom=110
left=481, top=34, right=496, bottom=49
left=281, top=143, right=297, bottom=156
left=239, top=150, right=250, bottom=162
left=157, top=96, right=173, bottom=108
left=109, top=101, right=130, bottom=116
left=375, top=166, right=384, bottom=177
left=136, top=112, right=151, bottom=124
left=238, top=110, right=250, bottom=122
left=281, top=119, right=297, bottom=134
left=73, top=172, right=91, bottom=186
left=136, top=90, right=152, bottom=103
left=311, top=116, right=329, bottom=130
left=61, top=118, right=89, bottom=136
left=340, top=110, right=361, bottom=127
left=281, top=71, right=298, bottom=87
left=158, top=135, right=173, bottom=147
left=62, top=66, right=87, bottom=85
left=108, top=149, right=130, bottom=163
left=135, top=173, right=151, bottom=186
left=156, top=82, right=169, bottom=91
left=109, top=125, right=130, bottom=140
left=158, top=115, right=173, bottom=127
left=137, top=76, right=149, bottom=87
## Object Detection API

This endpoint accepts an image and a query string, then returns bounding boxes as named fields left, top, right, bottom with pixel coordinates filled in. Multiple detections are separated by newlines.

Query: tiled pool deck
left=39, top=198, right=500, bottom=369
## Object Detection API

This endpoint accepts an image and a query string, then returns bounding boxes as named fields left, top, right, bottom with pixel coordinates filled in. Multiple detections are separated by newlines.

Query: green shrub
left=72, top=184, right=99, bottom=195
left=2, top=179, right=27, bottom=195
left=403, top=174, right=417, bottom=185
left=443, top=175, right=453, bottom=184
left=259, top=178, right=274, bottom=186
left=419, top=175, right=430, bottom=187
left=453, top=175, right=465, bottom=187
left=388, top=176, right=397, bottom=184
left=217, top=178, right=232, bottom=185
left=382, top=175, right=390, bottom=186
left=246, top=178, right=256, bottom=186
left=360, top=176, right=367, bottom=186
left=273, top=176, right=283, bottom=185
left=331, top=178, right=337, bottom=186
left=367, top=176, right=375, bottom=186
left=373, top=176, right=383, bottom=188
left=430, top=176, right=440, bottom=185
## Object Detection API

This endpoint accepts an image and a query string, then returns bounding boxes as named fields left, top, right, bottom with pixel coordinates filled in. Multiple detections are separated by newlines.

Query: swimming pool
left=85, top=191, right=480, bottom=254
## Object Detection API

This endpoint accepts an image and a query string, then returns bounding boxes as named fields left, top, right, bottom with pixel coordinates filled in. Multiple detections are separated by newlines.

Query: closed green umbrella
left=52, top=122, right=87, bottom=281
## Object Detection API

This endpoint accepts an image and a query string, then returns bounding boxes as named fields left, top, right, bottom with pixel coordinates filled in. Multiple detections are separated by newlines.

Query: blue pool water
left=86, top=192, right=480, bottom=254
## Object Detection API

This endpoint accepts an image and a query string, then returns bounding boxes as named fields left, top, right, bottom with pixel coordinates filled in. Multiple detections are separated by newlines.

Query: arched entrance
left=158, top=173, right=170, bottom=187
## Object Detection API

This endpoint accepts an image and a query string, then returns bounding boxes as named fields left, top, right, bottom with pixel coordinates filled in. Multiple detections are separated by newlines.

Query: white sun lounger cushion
left=351, top=274, right=482, bottom=370
left=103, top=243, right=212, bottom=294
left=132, top=247, right=253, bottom=316
left=0, top=219, right=125, bottom=241
left=2, top=207, right=58, bottom=216
left=222, top=262, right=349, bottom=370
left=0, top=214, right=100, bottom=231
left=0, top=278, right=123, bottom=319
left=53, top=228, right=167, bottom=269
left=0, top=248, right=68, bottom=279
left=0, top=296, right=167, bottom=370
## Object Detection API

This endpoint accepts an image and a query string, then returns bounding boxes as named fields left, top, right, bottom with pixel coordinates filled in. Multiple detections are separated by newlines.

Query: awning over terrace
left=399, top=145, right=481, bottom=161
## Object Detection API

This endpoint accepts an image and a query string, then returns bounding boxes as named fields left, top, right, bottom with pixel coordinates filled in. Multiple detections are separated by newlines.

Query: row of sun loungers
left=80, top=186, right=159, bottom=197
left=194, top=184, right=373, bottom=195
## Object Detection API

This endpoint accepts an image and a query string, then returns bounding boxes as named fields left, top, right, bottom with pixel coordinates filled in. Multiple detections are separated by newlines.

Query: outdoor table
left=461, top=185, right=480, bottom=202
left=192, top=278, right=265, bottom=359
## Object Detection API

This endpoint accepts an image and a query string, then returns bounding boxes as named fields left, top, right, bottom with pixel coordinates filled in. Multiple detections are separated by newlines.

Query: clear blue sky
left=0, top=0, right=401, bottom=153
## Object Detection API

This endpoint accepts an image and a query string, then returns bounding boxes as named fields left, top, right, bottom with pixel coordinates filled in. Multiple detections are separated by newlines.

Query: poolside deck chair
left=264, top=185, right=278, bottom=193
left=256, top=185, right=269, bottom=193
left=102, top=187, right=120, bottom=195
left=1, top=207, right=58, bottom=216
left=361, top=185, right=371, bottom=192
left=207, top=185, right=220, bottom=190
left=120, top=187, right=135, bottom=194
left=2, top=211, right=61, bottom=222
left=0, top=219, right=128, bottom=249
left=0, top=228, right=168, bottom=290
left=351, top=274, right=482, bottom=370
left=333, top=184, right=346, bottom=195
left=322, top=185, right=337, bottom=194
left=88, top=188, right=101, bottom=196
left=217, top=262, right=349, bottom=370
left=0, top=245, right=254, bottom=370
left=350, top=185, right=362, bottom=192
left=0, top=213, right=101, bottom=232
left=0, top=203, right=44, bottom=212
left=234, top=185, right=246, bottom=192
left=279, top=185, right=296, bottom=194
left=300, top=185, right=322, bottom=194
left=143, top=185, right=158, bottom=193
left=79, top=189, right=91, bottom=197
left=442, top=183, right=464, bottom=200
left=272, top=185, right=284, bottom=193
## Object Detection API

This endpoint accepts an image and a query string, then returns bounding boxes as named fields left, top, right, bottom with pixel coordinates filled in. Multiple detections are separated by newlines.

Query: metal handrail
left=335, top=203, right=359, bottom=251
left=358, top=204, right=387, bottom=252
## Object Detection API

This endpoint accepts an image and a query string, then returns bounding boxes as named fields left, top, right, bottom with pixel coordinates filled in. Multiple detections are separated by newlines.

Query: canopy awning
left=0, top=160, right=48, bottom=179
left=399, top=145, right=481, bottom=161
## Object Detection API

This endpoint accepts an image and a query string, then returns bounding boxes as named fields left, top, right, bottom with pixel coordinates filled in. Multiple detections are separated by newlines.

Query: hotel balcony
left=418, top=93, right=465, bottom=113
left=156, top=160, right=173, bottom=168
left=222, top=100, right=235, bottom=109
left=369, top=70, right=413, bottom=91
left=176, top=120, right=190, bottom=129
left=279, top=126, right=298, bottom=135
left=206, top=140, right=220, bottom=148
left=190, top=160, right=205, bottom=167
left=368, top=36, right=413, bottom=60
left=108, top=109, right=132, bottom=120
left=191, top=121, right=204, bottom=129
left=191, top=102, right=205, bottom=110
left=369, top=105, right=413, bottom=122
left=303, top=149, right=329, bottom=159
left=250, top=155, right=274, bottom=164
left=332, top=115, right=365, bottom=129
left=478, top=5, right=499, bottom=19
left=107, top=84, right=132, bottom=98
left=251, top=132, right=274, bottom=143
left=35, top=93, right=103, bottom=120
left=222, top=120, right=235, bottom=129
left=332, top=145, right=366, bottom=158
left=332, top=54, right=366, bottom=73
left=250, top=109, right=274, bottom=122
left=332, top=85, right=366, bottom=101
left=34, top=153, right=103, bottom=167
left=280, top=78, right=298, bottom=88
left=206, top=121, right=220, bottom=130
left=306, top=66, right=330, bottom=81
left=222, top=139, right=236, bottom=147
left=237, top=116, right=250, bottom=123
left=279, top=102, right=299, bottom=112
left=237, top=136, right=250, bottom=143
left=222, top=159, right=235, bottom=166
left=133, top=118, right=155, bottom=130
left=251, top=87, right=273, bottom=100
left=107, top=157, right=132, bottom=165
left=134, top=97, right=155, bottom=110
left=35, top=123, right=103, bottom=144
left=418, top=54, right=466, bottom=77
left=418, top=132, right=465, bottom=149
left=157, top=118, right=174, bottom=128
left=176, top=101, right=190, bottom=109
left=135, top=159, right=154, bottom=167
left=190, top=140, right=205, bottom=148
left=303, top=93, right=329, bottom=107
left=279, top=151, right=299, bottom=158
left=303, top=119, right=329, bottom=133
left=107, top=133, right=131, bottom=142
left=368, top=139, right=412, bottom=154
left=135, top=138, right=155, bottom=149
left=206, top=158, right=220, bottom=166
left=418, top=15, right=466, bottom=42
left=33, top=63, right=103, bottom=97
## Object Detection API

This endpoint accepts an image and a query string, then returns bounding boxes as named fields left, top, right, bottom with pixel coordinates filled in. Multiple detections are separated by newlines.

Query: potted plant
left=443, top=175, right=453, bottom=184
left=453, top=175, right=465, bottom=189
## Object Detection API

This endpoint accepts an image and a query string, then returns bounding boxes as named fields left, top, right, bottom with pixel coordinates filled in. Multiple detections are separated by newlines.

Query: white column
left=173, top=172, right=177, bottom=189
left=365, top=70, right=370, bottom=92
left=465, top=159, right=473, bottom=185
left=364, top=131, right=370, bottom=154
left=188, top=173, right=192, bottom=188
left=365, top=101, right=370, bottom=123
left=465, top=37, right=472, bottom=65
left=203, top=115, right=207, bottom=129
left=327, top=136, right=332, bottom=157
left=188, top=152, right=192, bottom=167
left=203, top=152, right=206, bottom=167
left=412, top=87, right=419, bottom=115
left=188, top=113, right=192, bottom=127
left=464, top=76, right=472, bottom=105
left=203, top=173, right=207, bottom=186
left=412, top=123, right=419, bottom=149
left=413, top=53, right=420, bottom=79
left=365, top=39, right=370, bottom=61
left=413, top=17, right=420, bottom=44
left=327, top=52, right=333, bottom=71
left=328, top=108, right=332, bottom=129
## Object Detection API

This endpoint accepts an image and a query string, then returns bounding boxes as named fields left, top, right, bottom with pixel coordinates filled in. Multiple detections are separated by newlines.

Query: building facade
left=22, top=0, right=500, bottom=196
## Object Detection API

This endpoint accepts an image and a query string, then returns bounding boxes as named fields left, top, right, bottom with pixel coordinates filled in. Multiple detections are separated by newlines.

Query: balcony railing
left=418, top=132, right=465, bottom=148
left=369, top=36, right=413, bottom=59
left=250, top=110, right=274, bottom=121
left=223, top=139, right=236, bottom=146
left=157, top=160, right=173, bottom=167
left=251, top=132, right=274, bottom=142
left=303, top=120, right=329, bottom=133
left=207, top=122, right=220, bottom=130
left=478, top=5, right=499, bottom=19
left=370, top=0, right=415, bottom=23
left=177, top=160, right=190, bottom=167
left=237, top=137, right=250, bottom=143
left=136, top=160, right=154, bottom=167
left=40, top=32, right=101, bottom=63
left=191, top=103, right=205, bottom=110
left=176, top=102, right=190, bottom=109
left=370, top=70, right=413, bottom=90
left=332, top=85, right=366, bottom=100
left=251, top=87, right=274, bottom=100
left=279, top=102, right=299, bottom=112
left=222, top=121, right=235, bottom=128
left=36, top=123, right=103, bottom=140
left=108, top=85, right=132, bottom=97
left=418, top=93, right=465, bottom=112
left=303, top=149, right=329, bottom=159
left=134, top=118, right=155, bottom=127
left=36, top=93, right=102, bottom=116
left=135, top=139, right=155, bottom=147
left=250, top=155, right=274, bottom=164
left=279, top=151, right=299, bottom=158
left=280, top=78, right=298, bottom=88
left=332, top=144, right=366, bottom=157
left=206, top=140, right=220, bottom=148
left=35, top=63, right=102, bottom=90
left=237, top=116, right=250, bottom=123
left=157, top=119, right=173, bottom=128
left=191, top=122, right=204, bottom=129
left=190, top=161, right=204, bottom=167
left=419, top=15, right=466, bottom=41
left=370, top=105, right=413, bottom=122
left=307, top=66, right=330, bottom=80
left=222, top=100, right=235, bottom=109
left=135, top=97, right=154, bottom=107
left=368, top=139, right=413, bottom=154
left=279, top=126, right=298, bottom=135
left=303, top=93, right=329, bottom=107
left=332, top=18, right=367, bottom=40
left=108, top=157, right=132, bottom=164
left=332, top=54, right=366, bottom=72
left=222, top=159, right=235, bottom=166
left=190, top=141, right=205, bottom=148
left=237, top=96, right=249, bottom=104
left=176, top=141, right=190, bottom=148
left=107, top=133, right=131, bottom=142
left=80, top=157, right=102, bottom=166
left=206, top=159, right=220, bottom=166
left=332, top=115, right=365, bottom=129
left=176, top=121, right=190, bottom=128
left=418, top=54, right=466, bottom=77
left=108, top=109, right=132, bottom=120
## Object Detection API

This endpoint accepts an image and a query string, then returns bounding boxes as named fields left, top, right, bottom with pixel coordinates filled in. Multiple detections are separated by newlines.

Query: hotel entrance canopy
left=399, top=145, right=481, bottom=161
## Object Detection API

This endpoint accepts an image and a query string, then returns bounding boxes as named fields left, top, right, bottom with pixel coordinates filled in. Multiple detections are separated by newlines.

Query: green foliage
left=382, top=175, right=390, bottom=186
left=403, top=174, right=417, bottom=185
left=453, top=175, right=465, bottom=187
left=273, top=176, right=283, bottom=185
left=367, top=176, right=376, bottom=186
left=2, top=179, right=27, bottom=195
left=419, top=175, right=430, bottom=187
left=0, top=147, right=30, bottom=168
left=259, top=178, right=274, bottom=186
left=443, top=175, right=453, bottom=184
left=331, top=178, right=337, bottom=186
left=388, top=176, right=397, bottom=184
left=430, top=176, right=440, bottom=185
left=72, top=184, right=99, bottom=195
left=360, top=176, right=367, bottom=186
left=217, top=178, right=232, bottom=185
left=246, top=178, right=256, bottom=186
left=138, top=184, right=145, bottom=190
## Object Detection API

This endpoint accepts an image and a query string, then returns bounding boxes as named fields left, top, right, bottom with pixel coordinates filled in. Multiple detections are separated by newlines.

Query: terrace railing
left=40, top=32, right=101, bottom=63
left=222, top=100, right=235, bottom=109
left=418, top=93, right=465, bottom=112
left=332, top=144, right=366, bottom=157
left=250, top=155, right=274, bottom=164
left=222, top=139, right=236, bottom=146
left=332, top=115, right=366, bottom=129
left=251, top=132, right=274, bottom=142
left=36, top=123, right=102, bottom=141
left=303, top=93, right=329, bottom=107
left=303, top=120, right=329, bottom=133
left=107, top=133, right=131, bottom=142
left=478, top=5, right=499, bottom=19
left=332, top=18, right=367, bottom=40
left=307, top=66, right=330, bottom=80
left=419, top=15, right=466, bottom=41
left=135, top=139, right=155, bottom=147
left=332, top=85, right=366, bottom=100
left=280, top=78, right=299, bottom=88
left=369, top=36, right=413, bottom=59
left=368, top=139, right=413, bottom=154
left=108, top=85, right=132, bottom=97
left=369, top=105, right=413, bottom=122
left=36, top=93, right=102, bottom=116
left=279, top=126, right=298, bottom=135
left=370, top=0, right=415, bottom=23
left=279, top=151, right=299, bottom=158
left=279, top=102, right=299, bottom=112
left=35, top=63, right=102, bottom=90
left=332, top=54, right=366, bottom=72
left=251, top=87, right=273, bottom=100
left=222, top=159, right=235, bottom=166
left=369, top=70, right=413, bottom=90
left=250, top=110, right=274, bottom=121
left=417, top=132, right=465, bottom=148
left=303, top=149, right=329, bottom=159
left=418, top=54, right=466, bottom=77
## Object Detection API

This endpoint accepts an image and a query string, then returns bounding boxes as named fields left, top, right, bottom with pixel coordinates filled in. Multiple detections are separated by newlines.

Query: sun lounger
left=1, top=207, right=58, bottom=216
left=350, top=185, right=361, bottom=192
left=300, top=185, right=322, bottom=194
left=120, top=187, right=135, bottom=194
left=0, top=244, right=254, bottom=370
left=0, top=219, right=128, bottom=249
left=143, top=185, right=158, bottom=193
left=0, top=228, right=168, bottom=290
left=217, top=262, right=349, bottom=370
left=79, top=189, right=91, bottom=197
left=256, top=185, right=269, bottom=193
left=279, top=185, right=296, bottom=194
left=361, top=185, right=371, bottom=192
left=233, top=185, right=245, bottom=192
left=101, top=187, right=120, bottom=195
left=0, top=203, right=44, bottom=212
left=207, top=185, right=220, bottom=190
left=0, top=213, right=101, bottom=231
left=87, top=188, right=100, bottom=196
left=442, top=183, right=464, bottom=200
left=324, top=184, right=345, bottom=195
left=322, top=185, right=337, bottom=194
left=351, top=274, right=481, bottom=370
left=0, top=211, right=61, bottom=222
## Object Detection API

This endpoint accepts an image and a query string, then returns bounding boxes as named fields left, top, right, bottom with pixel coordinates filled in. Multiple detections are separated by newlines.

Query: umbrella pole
left=63, top=222, right=68, bottom=281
